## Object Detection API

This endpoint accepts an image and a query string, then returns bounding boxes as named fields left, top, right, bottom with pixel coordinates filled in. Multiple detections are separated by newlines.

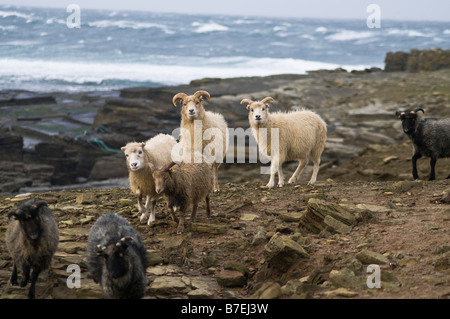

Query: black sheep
left=396, top=108, right=450, bottom=180
left=86, top=213, right=148, bottom=299
left=6, top=198, right=59, bottom=299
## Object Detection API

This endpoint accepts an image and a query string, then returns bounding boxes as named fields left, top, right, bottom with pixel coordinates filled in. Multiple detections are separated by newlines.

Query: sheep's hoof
left=277, top=183, right=284, bottom=187
left=266, top=182, right=275, bottom=189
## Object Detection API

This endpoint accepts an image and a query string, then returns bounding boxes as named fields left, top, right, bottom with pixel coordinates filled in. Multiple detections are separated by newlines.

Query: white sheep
left=121, top=133, right=177, bottom=224
left=172, top=90, right=229, bottom=192
left=241, top=97, right=327, bottom=188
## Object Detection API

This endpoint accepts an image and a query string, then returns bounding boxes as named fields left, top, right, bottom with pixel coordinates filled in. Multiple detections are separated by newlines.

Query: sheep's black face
left=20, top=211, right=41, bottom=241
left=102, top=244, right=130, bottom=279
left=9, top=199, right=46, bottom=241
left=396, top=110, right=421, bottom=135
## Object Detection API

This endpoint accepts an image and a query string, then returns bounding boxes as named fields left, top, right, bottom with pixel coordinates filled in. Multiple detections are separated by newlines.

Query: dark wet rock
left=264, top=232, right=309, bottom=271
left=0, top=90, right=56, bottom=107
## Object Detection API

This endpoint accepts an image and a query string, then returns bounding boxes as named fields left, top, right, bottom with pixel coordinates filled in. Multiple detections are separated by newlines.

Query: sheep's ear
left=164, top=161, right=177, bottom=172
left=96, top=245, right=106, bottom=256
left=121, top=146, right=126, bottom=152
left=148, top=162, right=156, bottom=172
left=173, top=93, right=187, bottom=107
left=140, top=142, right=146, bottom=148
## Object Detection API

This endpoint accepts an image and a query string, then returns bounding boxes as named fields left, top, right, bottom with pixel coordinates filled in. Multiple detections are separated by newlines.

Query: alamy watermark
left=367, top=4, right=381, bottom=29
left=366, top=264, right=381, bottom=288
left=66, top=4, right=81, bottom=28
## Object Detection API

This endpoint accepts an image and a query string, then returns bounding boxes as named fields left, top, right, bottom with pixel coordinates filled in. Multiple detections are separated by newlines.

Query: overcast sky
left=1, top=0, right=450, bottom=21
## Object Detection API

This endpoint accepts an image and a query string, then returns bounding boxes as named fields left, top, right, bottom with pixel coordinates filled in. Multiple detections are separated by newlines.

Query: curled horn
left=261, top=97, right=274, bottom=105
left=7, top=209, right=21, bottom=219
left=240, top=99, right=254, bottom=105
left=194, top=90, right=210, bottom=102
left=116, top=237, right=132, bottom=247
left=173, top=93, right=188, bottom=107
left=31, top=199, right=48, bottom=211
left=414, top=108, right=424, bottom=115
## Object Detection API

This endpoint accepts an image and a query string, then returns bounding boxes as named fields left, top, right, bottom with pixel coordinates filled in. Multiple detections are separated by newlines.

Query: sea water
left=0, top=5, right=449, bottom=92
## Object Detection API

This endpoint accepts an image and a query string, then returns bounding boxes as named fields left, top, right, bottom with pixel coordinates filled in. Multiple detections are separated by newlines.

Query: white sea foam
left=0, top=57, right=373, bottom=92
left=387, top=29, right=429, bottom=37
left=192, top=21, right=229, bottom=33
left=0, top=10, right=34, bottom=20
left=326, top=30, right=375, bottom=41
left=88, top=20, right=174, bottom=34
left=443, top=29, right=450, bottom=35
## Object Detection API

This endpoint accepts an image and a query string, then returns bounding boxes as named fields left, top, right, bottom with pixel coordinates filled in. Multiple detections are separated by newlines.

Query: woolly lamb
left=241, top=97, right=327, bottom=188
left=149, top=160, right=212, bottom=234
left=86, top=213, right=148, bottom=299
left=6, top=198, right=59, bottom=299
left=396, top=108, right=450, bottom=180
left=121, top=133, right=177, bottom=224
left=172, top=90, right=229, bottom=192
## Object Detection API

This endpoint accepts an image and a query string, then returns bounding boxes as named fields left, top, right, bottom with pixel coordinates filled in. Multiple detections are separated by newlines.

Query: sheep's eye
left=138, top=150, right=142, bottom=155
left=251, top=109, right=254, bottom=112
left=262, top=108, right=265, bottom=111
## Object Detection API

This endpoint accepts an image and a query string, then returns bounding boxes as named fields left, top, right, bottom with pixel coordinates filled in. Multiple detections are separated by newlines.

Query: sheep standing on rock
left=396, top=108, right=450, bottom=180
left=172, top=90, right=229, bottom=192
left=121, top=133, right=177, bottom=225
left=6, top=198, right=59, bottom=299
left=241, top=97, right=327, bottom=188
left=86, top=213, right=148, bottom=299
left=149, top=160, right=212, bottom=234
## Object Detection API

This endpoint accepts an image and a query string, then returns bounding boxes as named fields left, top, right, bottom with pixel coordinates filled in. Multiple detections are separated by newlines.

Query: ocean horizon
left=1, top=4, right=449, bottom=92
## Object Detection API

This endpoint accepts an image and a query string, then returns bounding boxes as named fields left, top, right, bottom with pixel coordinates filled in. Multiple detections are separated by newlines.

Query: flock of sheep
left=5, top=90, right=450, bottom=298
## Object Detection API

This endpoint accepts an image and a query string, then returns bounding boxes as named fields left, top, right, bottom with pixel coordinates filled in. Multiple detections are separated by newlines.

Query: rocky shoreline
left=1, top=50, right=450, bottom=299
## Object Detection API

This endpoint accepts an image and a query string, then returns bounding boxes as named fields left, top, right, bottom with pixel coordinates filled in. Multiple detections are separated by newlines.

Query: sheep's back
left=269, top=110, right=326, bottom=158
left=145, top=134, right=177, bottom=167
left=415, top=118, right=450, bottom=157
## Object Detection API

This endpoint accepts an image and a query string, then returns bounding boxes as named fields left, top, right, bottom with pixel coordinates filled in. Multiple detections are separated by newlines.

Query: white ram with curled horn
left=172, top=90, right=229, bottom=192
left=241, top=97, right=327, bottom=188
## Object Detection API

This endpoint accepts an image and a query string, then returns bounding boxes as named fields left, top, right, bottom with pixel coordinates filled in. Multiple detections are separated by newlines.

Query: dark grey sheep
left=86, top=213, right=148, bottom=299
left=6, top=198, right=59, bottom=299
left=396, top=108, right=450, bottom=180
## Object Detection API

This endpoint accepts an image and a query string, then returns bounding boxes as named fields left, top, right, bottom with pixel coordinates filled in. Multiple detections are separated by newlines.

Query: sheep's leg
left=213, top=163, right=220, bottom=192
left=20, top=263, right=30, bottom=287
left=28, top=267, right=40, bottom=299
left=147, top=198, right=157, bottom=225
left=191, top=202, right=198, bottom=222
left=167, top=206, right=179, bottom=223
left=308, top=157, right=321, bottom=185
left=288, top=158, right=308, bottom=184
left=177, top=210, right=186, bottom=234
left=429, top=156, right=437, bottom=181
left=10, top=263, right=18, bottom=286
left=412, top=152, right=422, bottom=180
left=205, top=196, right=211, bottom=219
left=138, top=194, right=148, bottom=223
left=277, top=165, right=285, bottom=187
left=266, top=159, right=279, bottom=189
